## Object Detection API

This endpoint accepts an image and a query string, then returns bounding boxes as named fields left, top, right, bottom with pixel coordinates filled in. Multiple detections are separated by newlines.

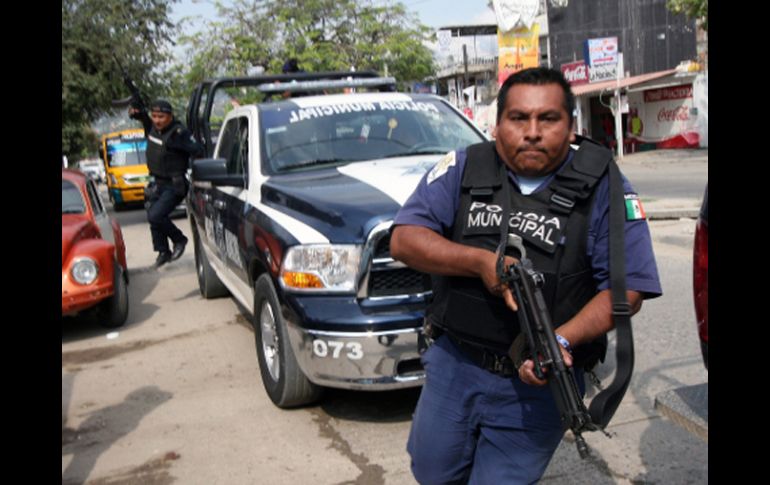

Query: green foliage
left=666, top=0, right=707, bottom=31
left=62, top=0, right=178, bottom=157
left=179, top=0, right=435, bottom=90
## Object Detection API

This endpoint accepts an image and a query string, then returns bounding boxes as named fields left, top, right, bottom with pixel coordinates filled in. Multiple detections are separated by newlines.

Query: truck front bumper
left=284, top=323, right=426, bottom=390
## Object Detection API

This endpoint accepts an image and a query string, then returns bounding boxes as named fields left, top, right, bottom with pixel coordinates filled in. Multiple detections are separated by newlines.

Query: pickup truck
left=186, top=71, right=488, bottom=407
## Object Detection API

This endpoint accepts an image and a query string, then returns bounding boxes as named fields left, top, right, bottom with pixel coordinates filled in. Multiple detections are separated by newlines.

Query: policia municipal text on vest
left=424, top=136, right=635, bottom=456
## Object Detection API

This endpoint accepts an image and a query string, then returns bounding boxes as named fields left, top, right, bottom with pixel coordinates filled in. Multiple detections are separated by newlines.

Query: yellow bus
left=100, top=128, right=150, bottom=210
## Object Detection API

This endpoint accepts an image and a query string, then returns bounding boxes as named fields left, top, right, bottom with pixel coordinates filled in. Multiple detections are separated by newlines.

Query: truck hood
left=62, top=215, right=99, bottom=263
left=262, top=155, right=440, bottom=242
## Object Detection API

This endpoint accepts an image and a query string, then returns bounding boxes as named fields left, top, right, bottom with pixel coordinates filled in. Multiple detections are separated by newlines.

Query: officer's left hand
left=518, top=346, right=573, bottom=386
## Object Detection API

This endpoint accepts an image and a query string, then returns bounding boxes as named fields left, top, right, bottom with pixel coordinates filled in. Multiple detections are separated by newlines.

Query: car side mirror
left=191, top=158, right=245, bottom=188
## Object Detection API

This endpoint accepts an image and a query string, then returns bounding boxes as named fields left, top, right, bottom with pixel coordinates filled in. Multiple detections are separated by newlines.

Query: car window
left=62, top=180, right=86, bottom=214
left=259, top=97, right=485, bottom=173
left=85, top=179, right=105, bottom=215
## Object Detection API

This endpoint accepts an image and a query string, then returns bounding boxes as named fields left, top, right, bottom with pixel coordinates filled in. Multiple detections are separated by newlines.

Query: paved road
left=62, top=184, right=707, bottom=484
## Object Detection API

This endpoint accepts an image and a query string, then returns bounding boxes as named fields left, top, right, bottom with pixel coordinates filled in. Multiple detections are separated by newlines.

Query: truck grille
left=362, top=222, right=432, bottom=299
left=369, top=267, right=432, bottom=297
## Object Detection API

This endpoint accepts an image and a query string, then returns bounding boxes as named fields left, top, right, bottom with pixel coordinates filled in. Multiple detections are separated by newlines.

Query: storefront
left=572, top=67, right=706, bottom=155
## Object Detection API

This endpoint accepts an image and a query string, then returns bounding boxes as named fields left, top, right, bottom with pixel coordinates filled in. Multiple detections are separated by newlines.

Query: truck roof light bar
left=257, top=77, right=397, bottom=93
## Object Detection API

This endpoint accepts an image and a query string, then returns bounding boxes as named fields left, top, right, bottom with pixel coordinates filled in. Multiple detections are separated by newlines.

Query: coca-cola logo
left=657, top=106, right=690, bottom=122
left=561, top=62, right=588, bottom=85
left=564, top=65, right=587, bottom=81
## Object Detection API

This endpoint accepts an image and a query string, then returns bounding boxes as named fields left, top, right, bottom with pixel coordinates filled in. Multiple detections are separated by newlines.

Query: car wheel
left=98, top=262, right=129, bottom=328
left=253, top=274, right=322, bottom=408
left=193, top=228, right=229, bottom=298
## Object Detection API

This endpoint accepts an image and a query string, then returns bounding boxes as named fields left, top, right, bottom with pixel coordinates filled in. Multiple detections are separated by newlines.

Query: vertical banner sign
left=498, top=23, right=540, bottom=86
left=437, top=30, right=452, bottom=52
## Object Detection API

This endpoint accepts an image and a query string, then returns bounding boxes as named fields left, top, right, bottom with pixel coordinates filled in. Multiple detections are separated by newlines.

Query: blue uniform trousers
left=407, top=334, right=584, bottom=485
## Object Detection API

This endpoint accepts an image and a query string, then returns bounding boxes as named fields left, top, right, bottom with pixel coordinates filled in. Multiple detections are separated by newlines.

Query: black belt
left=446, top=334, right=518, bottom=377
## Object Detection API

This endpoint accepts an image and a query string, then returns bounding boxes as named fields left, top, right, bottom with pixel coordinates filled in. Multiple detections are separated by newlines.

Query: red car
left=693, top=185, right=708, bottom=369
left=62, top=169, right=129, bottom=327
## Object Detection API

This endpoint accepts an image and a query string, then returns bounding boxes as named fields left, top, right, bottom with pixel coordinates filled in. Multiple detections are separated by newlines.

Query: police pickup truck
left=186, top=71, right=487, bottom=407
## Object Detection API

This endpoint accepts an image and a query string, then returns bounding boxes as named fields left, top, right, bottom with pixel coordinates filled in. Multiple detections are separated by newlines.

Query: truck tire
left=253, top=274, right=322, bottom=408
left=193, top=228, right=229, bottom=299
left=98, top=262, right=129, bottom=328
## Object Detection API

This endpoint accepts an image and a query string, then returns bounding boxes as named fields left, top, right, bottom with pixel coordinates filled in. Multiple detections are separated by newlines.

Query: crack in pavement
left=309, top=408, right=386, bottom=485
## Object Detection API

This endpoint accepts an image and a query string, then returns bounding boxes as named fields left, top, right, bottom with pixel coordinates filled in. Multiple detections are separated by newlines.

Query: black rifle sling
left=587, top=159, right=634, bottom=429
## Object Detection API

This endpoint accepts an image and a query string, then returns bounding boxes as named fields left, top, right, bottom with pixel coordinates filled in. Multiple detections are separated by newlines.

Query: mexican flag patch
left=624, top=194, right=646, bottom=221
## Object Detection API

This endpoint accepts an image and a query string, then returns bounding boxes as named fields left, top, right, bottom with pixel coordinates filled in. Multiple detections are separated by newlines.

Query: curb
left=646, top=208, right=700, bottom=220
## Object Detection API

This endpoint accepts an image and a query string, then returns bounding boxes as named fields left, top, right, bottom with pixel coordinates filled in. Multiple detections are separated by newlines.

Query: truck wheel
left=193, top=229, right=229, bottom=299
left=253, top=274, right=322, bottom=408
left=98, top=262, right=129, bottom=328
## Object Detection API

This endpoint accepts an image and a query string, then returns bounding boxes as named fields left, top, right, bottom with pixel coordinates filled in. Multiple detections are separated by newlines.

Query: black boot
left=171, top=239, right=187, bottom=261
left=155, top=251, right=172, bottom=268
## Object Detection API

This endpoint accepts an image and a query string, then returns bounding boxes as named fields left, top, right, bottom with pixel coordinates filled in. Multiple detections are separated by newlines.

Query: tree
left=62, top=0, right=178, bottom=158
left=179, top=0, right=435, bottom=90
left=667, top=0, right=707, bottom=31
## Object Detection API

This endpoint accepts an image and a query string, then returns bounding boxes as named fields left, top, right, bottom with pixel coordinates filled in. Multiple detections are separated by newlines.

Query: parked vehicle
left=100, top=128, right=150, bottom=210
left=693, top=185, right=708, bottom=369
left=76, top=158, right=105, bottom=184
left=187, top=71, right=488, bottom=407
left=62, top=169, right=129, bottom=328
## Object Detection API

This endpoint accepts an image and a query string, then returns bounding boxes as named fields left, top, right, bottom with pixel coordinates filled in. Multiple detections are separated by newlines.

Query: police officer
left=130, top=99, right=203, bottom=268
left=390, top=67, right=662, bottom=483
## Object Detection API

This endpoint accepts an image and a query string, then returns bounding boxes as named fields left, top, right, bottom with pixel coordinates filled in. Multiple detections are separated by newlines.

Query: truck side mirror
left=191, top=158, right=245, bottom=188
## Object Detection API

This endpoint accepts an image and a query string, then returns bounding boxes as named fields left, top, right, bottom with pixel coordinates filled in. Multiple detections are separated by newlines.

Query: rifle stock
left=498, top=233, right=603, bottom=459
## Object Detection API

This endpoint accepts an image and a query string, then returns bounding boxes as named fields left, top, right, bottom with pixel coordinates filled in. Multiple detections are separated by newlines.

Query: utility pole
left=463, top=44, right=469, bottom=107
left=614, top=53, right=625, bottom=160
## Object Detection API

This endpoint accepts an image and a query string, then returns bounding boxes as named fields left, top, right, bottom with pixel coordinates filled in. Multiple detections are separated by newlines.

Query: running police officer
left=390, top=67, right=662, bottom=484
left=130, top=99, right=203, bottom=268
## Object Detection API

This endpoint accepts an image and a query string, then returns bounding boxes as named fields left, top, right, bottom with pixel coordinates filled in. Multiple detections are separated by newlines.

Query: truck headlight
left=71, top=257, right=99, bottom=285
left=280, top=245, right=361, bottom=292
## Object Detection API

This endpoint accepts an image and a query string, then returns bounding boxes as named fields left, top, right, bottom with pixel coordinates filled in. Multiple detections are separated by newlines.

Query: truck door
left=213, top=115, right=251, bottom=286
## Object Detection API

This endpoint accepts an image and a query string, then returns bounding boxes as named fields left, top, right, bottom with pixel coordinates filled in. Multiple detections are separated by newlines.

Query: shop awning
left=572, top=68, right=678, bottom=96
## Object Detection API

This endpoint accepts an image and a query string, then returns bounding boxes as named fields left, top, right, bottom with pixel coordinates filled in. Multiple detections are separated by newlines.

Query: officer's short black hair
left=150, top=99, right=174, bottom=114
left=496, top=67, right=575, bottom=124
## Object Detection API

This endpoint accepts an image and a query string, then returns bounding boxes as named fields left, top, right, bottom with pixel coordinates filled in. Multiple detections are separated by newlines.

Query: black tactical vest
left=146, top=121, right=190, bottom=178
left=429, top=139, right=612, bottom=365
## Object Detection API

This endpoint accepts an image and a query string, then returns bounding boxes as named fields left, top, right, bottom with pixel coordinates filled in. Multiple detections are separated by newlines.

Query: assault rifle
left=111, top=55, right=147, bottom=113
left=497, top=233, right=607, bottom=458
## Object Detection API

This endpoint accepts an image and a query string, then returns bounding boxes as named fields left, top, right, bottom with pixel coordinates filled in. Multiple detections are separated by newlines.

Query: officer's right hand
left=481, top=253, right=518, bottom=311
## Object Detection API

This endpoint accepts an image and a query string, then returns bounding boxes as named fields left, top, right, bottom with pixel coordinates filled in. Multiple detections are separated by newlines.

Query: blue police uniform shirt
left=394, top=147, right=662, bottom=298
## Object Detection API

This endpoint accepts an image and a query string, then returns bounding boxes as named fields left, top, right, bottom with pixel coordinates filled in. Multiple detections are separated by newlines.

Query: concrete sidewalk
left=617, top=148, right=708, bottom=220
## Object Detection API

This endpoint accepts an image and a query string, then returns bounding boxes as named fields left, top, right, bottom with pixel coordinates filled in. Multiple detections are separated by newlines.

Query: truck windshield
left=259, top=96, right=485, bottom=173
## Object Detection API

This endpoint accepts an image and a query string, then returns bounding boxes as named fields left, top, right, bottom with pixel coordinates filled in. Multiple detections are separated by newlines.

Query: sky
left=172, top=0, right=494, bottom=29
left=170, top=0, right=497, bottom=64
left=171, top=0, right=496, bottom=40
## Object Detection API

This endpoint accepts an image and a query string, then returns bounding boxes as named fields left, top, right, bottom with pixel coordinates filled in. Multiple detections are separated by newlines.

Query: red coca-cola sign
left=645, top=84, right=693, bottom=103
left=657, top=105, right=690, bottom=122
left=561, top=61, right=589, bottom=86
